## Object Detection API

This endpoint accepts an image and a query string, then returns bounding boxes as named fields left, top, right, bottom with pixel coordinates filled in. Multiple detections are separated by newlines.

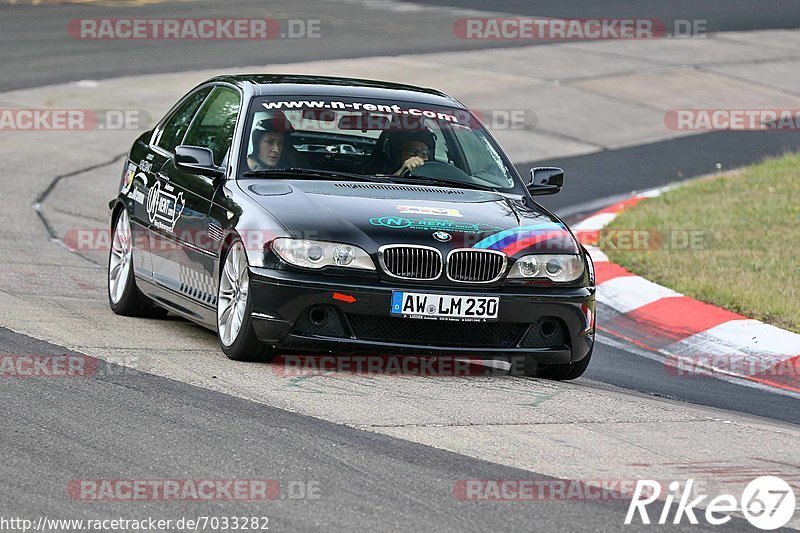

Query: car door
left=140, top=86, right=212, bottom=290
left=154, top=85, right=242, bottom=312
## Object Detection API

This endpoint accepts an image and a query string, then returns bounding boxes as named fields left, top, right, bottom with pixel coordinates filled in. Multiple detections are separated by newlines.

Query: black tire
left=535, top=346, right=593, bottom=381
left=217, top=239, right=274, bottom=362
left=108, top=208, right=167, bottom=318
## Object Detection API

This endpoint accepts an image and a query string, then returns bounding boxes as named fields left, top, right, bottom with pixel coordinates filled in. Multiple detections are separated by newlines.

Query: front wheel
left=534, top=347, right=593, bottom=381
left=217, top=239, right=274, bottom=361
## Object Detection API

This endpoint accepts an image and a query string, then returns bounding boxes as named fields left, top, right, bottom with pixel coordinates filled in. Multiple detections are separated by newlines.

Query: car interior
left=243, top=108, right=516, bottom=189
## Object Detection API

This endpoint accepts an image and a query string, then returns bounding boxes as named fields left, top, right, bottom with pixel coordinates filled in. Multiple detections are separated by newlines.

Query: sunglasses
left=401, top=148, right=429, bottom=158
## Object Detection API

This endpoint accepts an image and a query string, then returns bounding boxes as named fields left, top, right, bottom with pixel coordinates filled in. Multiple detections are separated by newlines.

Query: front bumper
left=248, top=267, right=595, bottom=363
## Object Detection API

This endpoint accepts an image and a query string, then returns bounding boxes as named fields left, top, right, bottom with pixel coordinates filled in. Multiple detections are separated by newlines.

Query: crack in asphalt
left=33, top=153, right=126, bottom=267
left=357, top=418, right=708, bottom=428
left=696, top=64, right=800, bottom=98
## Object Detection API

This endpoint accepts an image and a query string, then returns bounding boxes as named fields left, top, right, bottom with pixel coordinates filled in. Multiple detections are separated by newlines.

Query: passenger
left=247, top=113, right=300, bottom=170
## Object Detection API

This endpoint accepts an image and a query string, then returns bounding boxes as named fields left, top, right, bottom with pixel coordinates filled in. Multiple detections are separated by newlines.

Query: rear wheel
left=217, top=239, right=274, bottom=361
left=108, top=208, right=166, bottom=318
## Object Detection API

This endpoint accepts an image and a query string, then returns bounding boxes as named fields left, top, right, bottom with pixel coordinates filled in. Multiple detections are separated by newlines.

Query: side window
left=155, top=87, right=212, bottom=154
left=182, top=86, right=241, bottom=166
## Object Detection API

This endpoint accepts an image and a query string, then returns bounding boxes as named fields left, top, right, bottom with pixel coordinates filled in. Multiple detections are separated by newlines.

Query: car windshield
left=239, top=96, right=520, bottom=192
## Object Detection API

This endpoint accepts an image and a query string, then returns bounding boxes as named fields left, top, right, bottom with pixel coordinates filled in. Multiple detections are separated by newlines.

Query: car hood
left=240, top=179, right=579, bottom=256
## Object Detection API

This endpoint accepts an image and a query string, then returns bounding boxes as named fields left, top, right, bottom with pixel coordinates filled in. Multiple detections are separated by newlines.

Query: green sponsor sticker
left=369, top=216, right=501, bottom=234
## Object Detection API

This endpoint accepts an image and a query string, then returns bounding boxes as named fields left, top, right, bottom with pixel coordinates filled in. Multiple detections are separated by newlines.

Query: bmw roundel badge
left=433, top=231, right=452, bottom=242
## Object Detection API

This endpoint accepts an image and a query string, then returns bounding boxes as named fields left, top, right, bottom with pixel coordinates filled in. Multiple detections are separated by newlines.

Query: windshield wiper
left=379, top=174, right=495, bottom=191
left=243, top=168, right=392, bottom=183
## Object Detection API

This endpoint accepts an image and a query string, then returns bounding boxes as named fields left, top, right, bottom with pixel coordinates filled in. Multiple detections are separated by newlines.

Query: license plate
left=390, top=291, right=499, bottom=321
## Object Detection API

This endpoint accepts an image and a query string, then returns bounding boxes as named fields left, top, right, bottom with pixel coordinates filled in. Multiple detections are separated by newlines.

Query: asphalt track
left=0, top=327, right=629, bottom=531
left=5, top=0, right=800, bottom=213
left=0, top=0, right=536, bottom=92
left=526, top=130, right=800, bottom=213
left=5, top=323, right=782, bottom=533
left=1, top=1, right=799, bottom=531
left=3, top=0, right=800, bottom=92
left=413, top=0, right=800, bottom=33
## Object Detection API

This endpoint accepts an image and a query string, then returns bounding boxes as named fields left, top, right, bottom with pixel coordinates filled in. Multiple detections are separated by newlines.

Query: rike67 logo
left=626, top=476, right=796, bottom=529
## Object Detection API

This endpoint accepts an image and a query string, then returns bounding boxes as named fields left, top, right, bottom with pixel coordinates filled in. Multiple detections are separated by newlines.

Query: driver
left=247, top=113, right=296, bottom=170
left=375, top=129, right=436, bottom=176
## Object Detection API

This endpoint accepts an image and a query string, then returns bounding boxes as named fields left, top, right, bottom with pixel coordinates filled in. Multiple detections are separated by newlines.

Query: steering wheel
left=404, top=159, right=473, bottom=182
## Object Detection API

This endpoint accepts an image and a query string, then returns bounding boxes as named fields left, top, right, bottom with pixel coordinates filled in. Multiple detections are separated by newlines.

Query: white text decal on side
left=146, top=181, right=185, bottom=233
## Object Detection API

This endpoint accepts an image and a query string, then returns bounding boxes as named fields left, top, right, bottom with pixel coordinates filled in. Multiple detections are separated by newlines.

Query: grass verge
left=602, top=152, right=800, bottom=333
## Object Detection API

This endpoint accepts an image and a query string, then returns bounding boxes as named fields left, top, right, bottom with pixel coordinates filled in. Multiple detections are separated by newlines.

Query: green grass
left=603, top=152, right=800, bottom=333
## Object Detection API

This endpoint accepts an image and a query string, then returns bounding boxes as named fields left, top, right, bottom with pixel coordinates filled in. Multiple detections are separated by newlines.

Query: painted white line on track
left=571, top=212, right=618, bottom=232
left=670, top=319, right=800, bottom=357
left=596, top=332, right=800, bottom=400
left=597, top=275, right=682, bottom=314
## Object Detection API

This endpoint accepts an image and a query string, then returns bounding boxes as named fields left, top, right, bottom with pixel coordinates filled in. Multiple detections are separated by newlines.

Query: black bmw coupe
left=108, top=74, right=595, bottom=379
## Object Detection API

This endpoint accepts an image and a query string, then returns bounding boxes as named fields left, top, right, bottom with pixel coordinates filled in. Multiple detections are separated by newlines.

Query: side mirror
left=175, top=145, right=224, bottom=177
left=527, top=167, right=564, bottom=195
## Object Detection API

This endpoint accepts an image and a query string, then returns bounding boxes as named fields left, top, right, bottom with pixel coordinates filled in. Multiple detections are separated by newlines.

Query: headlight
left=507, top=254, right=584, bottom=282
left=272, top=238, right=375, bottom=270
